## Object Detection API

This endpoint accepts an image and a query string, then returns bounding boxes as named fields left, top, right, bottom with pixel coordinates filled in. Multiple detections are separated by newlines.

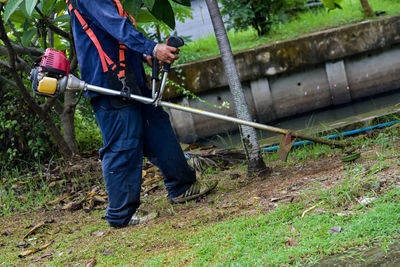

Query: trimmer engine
left=30, top=48, right=70, bottom=97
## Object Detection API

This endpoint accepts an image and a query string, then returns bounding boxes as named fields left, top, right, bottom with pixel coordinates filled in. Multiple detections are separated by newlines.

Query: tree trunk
left=61, top=91, right=79, bottom=154
left=205, top=0, right=270, bottom=177
left=360, top=0, right=373, bottom=17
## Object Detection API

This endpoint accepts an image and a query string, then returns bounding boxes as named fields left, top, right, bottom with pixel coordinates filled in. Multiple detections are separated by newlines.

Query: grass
left=2, top=119, right=400, bottom=266
left=2, top=187, right=400, bottom=266
left=178, top=0, right=400, bottom=64
left=0, top=169, right=54, bottom=216
left=173, top=196, right=400, bottom=266
left=0, top=168, right=103, bottom=216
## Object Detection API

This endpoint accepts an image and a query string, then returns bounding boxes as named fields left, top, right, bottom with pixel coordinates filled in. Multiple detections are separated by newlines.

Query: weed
left=303, top=160, right=392, bottom=210
left=0, top=169, right=59, bottom=216
left=288, top=143, right=336, bottom=163
left=215, top=132, right=236, bottom=150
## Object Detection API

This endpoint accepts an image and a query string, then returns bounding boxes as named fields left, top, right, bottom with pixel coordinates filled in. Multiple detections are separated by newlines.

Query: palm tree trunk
left=205, top=0, right=270, bottom=177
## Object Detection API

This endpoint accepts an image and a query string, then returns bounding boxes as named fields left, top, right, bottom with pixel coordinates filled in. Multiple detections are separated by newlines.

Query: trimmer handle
left=166, top=36, right=184, bottom=48
left=151, top=56, right=159, bottom=81
left=163, top=36, right=184, bottom=72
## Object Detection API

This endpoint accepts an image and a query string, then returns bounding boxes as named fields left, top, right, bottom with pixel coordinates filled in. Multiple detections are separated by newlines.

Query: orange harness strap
left=66, top=0, right=137, bottom=78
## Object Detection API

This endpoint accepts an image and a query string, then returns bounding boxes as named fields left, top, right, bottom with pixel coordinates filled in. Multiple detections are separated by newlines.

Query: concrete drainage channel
left=170, top=46, right=400, bottom=144
left=167, top=16, right=400, bottom=144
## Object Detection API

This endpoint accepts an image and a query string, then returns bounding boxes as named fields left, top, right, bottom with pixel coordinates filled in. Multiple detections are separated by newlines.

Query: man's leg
left=92, top=95, right=143, bottom=227
left=142, top=104, right=196, bottom=198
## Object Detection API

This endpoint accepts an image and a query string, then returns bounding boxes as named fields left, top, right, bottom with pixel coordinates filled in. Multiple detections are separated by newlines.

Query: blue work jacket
left=70, top=0, right=157, bottom=98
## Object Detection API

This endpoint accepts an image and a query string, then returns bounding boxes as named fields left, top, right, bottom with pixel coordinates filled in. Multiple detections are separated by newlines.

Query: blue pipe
left=263, top=120, right=399, bottom=152
left=184, top=120, right=399, bottom=159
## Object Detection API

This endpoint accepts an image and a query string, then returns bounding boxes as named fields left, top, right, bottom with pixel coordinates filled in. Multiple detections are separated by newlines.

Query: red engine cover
left=40, top=48, right=70, bottom=76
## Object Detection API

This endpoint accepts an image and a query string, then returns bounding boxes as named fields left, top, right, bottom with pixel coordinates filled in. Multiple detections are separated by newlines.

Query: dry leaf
left=19, top=248, right=39, bottom=257
left=143, top=184, right=159, bottom=194
left=18, top=240, right=53, bottom=258
left=93, top=196, right=107, bottom=203
left=328, top=226, right=342, bottom=234
left=62, top=201, right=81, bottom=210
left=38, top=241, right=53, bottom=250
left=86, top=259, right=97, bottom=267
left=84, top=191, right=96, bottom=200
left=145, top=166, right=158, bottom=173
left=23, top=222, right=45, bottom=239
left=47, top=192, right=73, bottom=205
left=91, top=230, right=106, bottom=237
left=357, top=197, right=376, bottom=205
left=16, top=241, right=29, bottom=248
left=34, top=253, right=52, bottom=262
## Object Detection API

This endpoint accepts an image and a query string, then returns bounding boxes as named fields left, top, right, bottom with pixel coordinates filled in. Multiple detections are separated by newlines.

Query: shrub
left=0, top=85, right=57, bottom=170
left=74, top=102, right=103, bottom=155
left=220, top=0, right=307, bottom=36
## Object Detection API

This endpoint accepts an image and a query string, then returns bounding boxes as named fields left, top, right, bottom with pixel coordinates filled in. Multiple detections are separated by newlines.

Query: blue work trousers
left=91, top=94, right=196, bottom=227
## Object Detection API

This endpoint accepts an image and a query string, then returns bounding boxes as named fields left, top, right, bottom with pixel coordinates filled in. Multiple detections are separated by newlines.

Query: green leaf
left=3, top=0, right=24, bottom=22
left=6, top=9, right=26, bottom=23
left=124, top=0, right=142, bottom=18
left=136, top=8, right=156, bottom=23
left=171, top=0, right=190, bottom=7
left=38, top=0, right=54, bottom=15
left=321, top=0, right=343, bottom=11
left=54, top=14, right=71, bottom=23
left=142, top=0, right=155, bottom=9
left=25, top=0, right=38, bottom=17
left=21, top=28, right=36, bottom=46
left=150, top=0, right=175, bottom=29
left=52, top=0, right=68, bottom=14
left=334, top=3, right=343, bottom=9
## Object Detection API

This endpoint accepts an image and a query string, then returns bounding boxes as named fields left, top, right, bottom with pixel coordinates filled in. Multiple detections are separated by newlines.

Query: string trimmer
left=30, top=37, right=355, bottom=161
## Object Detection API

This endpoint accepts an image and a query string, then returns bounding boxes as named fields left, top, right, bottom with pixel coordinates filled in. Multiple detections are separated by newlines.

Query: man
left=68, top=0, right=217, bottom=228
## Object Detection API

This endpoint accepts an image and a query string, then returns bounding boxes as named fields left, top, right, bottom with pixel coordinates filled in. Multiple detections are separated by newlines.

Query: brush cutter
left=30, top=37, right=353, bottom=161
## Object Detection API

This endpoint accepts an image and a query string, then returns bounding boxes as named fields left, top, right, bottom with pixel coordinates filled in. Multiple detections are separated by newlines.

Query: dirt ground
left=1, top=143, right=399, bottom=265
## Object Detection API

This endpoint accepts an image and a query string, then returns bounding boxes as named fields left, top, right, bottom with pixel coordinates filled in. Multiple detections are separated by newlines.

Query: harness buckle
left=119, top=77, right=131, bottom=99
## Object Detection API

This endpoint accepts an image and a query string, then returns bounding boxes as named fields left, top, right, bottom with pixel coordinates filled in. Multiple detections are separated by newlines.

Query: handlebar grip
left=152, top=56, right=159, bottom=80
left=166, top=36, right=185, bottom=48
left=164, top=36, right=185, bottom=72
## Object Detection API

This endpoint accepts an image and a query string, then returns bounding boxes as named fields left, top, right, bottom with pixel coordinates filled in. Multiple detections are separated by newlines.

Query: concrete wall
left=166, top=16, right=400, bottom=143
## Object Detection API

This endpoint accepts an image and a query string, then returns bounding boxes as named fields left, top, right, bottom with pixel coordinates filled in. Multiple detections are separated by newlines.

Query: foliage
left=219, top=0, right=307, bottom=36
left=3, top=0, right=191, bottom=31
left=0, top=83, right=57, bottom=169
left=321, top=0, right=373, bottom=18
left=139, top=1, right=193, bottom=42
left=74, top=105, right=103, bottom=154
left=321, top=0, right=344, bottom=10
left=179, top=0, right=400, bottom=63
left=0, top=0, right=193, bottom=171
